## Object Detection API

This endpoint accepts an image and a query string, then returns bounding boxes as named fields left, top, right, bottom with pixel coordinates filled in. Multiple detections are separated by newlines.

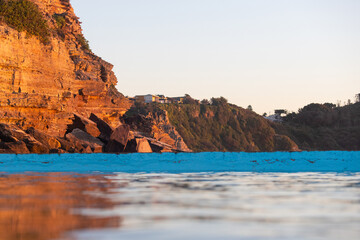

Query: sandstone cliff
left=0, top=0, right=131, bottom=137
left=0, top=0, right=192, bottom=154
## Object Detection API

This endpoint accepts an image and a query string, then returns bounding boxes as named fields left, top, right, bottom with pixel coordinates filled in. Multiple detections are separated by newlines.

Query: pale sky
left=72, top=0, right=360, bottom=114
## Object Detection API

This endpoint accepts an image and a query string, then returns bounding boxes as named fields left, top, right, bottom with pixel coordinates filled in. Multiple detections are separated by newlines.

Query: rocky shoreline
left=0, top=112, right=189, bottom=154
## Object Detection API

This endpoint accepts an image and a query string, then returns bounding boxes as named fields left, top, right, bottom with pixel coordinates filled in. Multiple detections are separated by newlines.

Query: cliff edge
left=0, top=0, right=131, bottom=137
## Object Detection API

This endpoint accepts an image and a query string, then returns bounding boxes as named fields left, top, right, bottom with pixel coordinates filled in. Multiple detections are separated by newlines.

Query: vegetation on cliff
left=0, top=0, right=50, bottom=44
left=273, top=102, right=360, bottom=151
left=126, top=97, right=298, bottom=152
left=76, top=34, right=91, bottom=52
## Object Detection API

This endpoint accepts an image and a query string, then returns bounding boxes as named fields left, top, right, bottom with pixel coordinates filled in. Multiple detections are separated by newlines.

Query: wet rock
left=67, top=114, right=101, bottom=138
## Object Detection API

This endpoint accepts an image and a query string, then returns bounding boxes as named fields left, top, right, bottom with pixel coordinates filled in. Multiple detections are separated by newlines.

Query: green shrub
left=53, top=13, right=66, bottom=29
left=76, top=34, right=91, bottom=52
left=0, top=0, right=50, bottom=44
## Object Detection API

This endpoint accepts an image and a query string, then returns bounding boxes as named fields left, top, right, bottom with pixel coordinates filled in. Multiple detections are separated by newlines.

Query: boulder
left=0, top=124, right=49, bottom=154
left=26, top=141, right=50, bottom=154
left=136, top=138, right=153, bottom=153
left=67, top=114, right=101, bottom=138
left=110, top=125, right=130, bottom=146
left=124, top=137, right=152, bottom=153
left=57, top=138, right=78, bottom=153
left=0, top=141, right=30, bottom=154
left=89, top=113, right=114, bottom=143
left=26, top=127, right=61, bottom=149
left=104, top=125, right=131, bottom=153
left=66, top=128, right=104, bottom=153
left=0, top=124, right=18, bottom=142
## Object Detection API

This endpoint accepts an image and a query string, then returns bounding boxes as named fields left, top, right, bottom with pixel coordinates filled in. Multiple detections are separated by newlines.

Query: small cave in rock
left=100, top=65, right=108, bottom=82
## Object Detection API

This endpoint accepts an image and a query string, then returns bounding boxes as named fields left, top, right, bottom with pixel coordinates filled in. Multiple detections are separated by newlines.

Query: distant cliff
left=273, top=102, right=360, bottom=151
left=125, top=98, right=299, bottom=152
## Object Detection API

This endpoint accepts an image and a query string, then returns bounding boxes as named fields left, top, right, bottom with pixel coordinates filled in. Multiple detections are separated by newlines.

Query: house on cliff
left=265, top=109, right=287, bottom=122
left=135, top=95, right=185, bottom=104
left=135, top=94, right=160, bottom=103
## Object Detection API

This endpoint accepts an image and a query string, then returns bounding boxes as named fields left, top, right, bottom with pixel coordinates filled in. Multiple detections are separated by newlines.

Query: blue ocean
left=0, top=151, right=359, bottom=240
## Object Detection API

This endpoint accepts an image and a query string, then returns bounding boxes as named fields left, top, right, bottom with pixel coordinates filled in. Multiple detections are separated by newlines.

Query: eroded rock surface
left=123, top=110, right=191, bottom=152
left=0, top=0, right=131, bottom=137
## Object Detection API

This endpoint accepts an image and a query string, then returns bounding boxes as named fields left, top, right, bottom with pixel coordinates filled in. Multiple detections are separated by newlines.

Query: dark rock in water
left=0, top=141, right=30, bottom=154
left=67, top=114, right=101, bottom=138
left=66, top=128, right=104, bottom=153
left=110, top=125, right=130, bottom=146
left=26, top=127, right=61, bottom=150
left=89, top=113, right=114, bottom=143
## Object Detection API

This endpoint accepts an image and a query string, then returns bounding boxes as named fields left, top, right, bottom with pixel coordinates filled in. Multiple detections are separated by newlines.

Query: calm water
left=0, top=152, right=359, bottom=240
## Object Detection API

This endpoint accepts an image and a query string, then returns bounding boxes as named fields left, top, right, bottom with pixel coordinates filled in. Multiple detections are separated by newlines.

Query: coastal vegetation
left=0, top=0, right=50, bottom=44
left=126, top=96, right=360, bottom=152
left=125, top=96, right=297, bottom=152
left=76, top=34, right=91, bottom=52
left=274, top=102, right=360, bottom=151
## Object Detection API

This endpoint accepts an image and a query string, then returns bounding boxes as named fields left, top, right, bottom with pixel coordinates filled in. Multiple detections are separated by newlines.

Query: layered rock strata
left=0, top=0, right=131, bottom=137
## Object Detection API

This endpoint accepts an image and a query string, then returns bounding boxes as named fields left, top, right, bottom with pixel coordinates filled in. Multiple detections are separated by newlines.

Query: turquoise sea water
left=0, top=151, right=359, bottom=240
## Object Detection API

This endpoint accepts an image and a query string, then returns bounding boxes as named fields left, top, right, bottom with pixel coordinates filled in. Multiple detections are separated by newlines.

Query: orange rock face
left=0, top=0, right=131, bottom=137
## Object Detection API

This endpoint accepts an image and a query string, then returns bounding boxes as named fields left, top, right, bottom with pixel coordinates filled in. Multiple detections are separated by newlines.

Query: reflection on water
left=0, top=172, right=359, bottom=240
left=0, top=174, right=121, bottom=240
